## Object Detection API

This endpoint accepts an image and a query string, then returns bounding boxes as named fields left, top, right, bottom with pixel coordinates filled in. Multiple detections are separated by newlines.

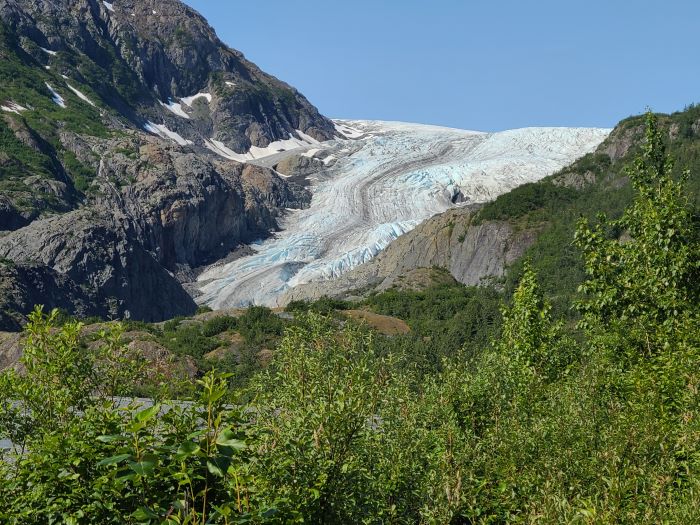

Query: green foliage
left=575, top=112, right=700, bottom=358
left=497, top=261, right=576, bottom=381
left=236, top=306, right=284, bottom=346
left=159, top=319, right=221, bottom=359
left=475, top=180, right=579, bottom=225
left=0, top=310, right=275, bottom=523
left=285, top=296, right=351, bottom=315
left=364, top=282, right=502, bottom=362
left=251, top=314, right=447, bottom=522
left=201, top=315, right=237, bottom=337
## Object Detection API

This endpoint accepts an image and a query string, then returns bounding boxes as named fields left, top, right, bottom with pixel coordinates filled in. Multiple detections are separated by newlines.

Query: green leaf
left=206, top=457, right=231, bottom=477
left=96, top=434, right=127, bottom=443
left=132, top=507, right=159, bottom=521
left=134, top=404, right=161, bottom=423
left=176, top=440, right=200, bottom=458
left=216, top=428, right=246, bottom=450
left=97, top=454, right=132, bottom=467
left=129, top=456, right=157, bottom=476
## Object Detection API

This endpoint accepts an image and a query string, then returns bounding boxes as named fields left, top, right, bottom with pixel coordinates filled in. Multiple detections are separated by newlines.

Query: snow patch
left=225, top=81, right=236, bottom=87
left=181, top=92, right=212, bottom=107
left=66, top=83, right=96, bottom=107
left=40, top=47, right=57, bottom=56
left=103, top=1, right=114, bottom=12
left=143, top=121, right=192, bottom=146
left=45, top=83, right=65, bottom=108
left=302, top=148, right=321, bottom=158
left=248, top=133, right=314, bottom=158
left=295, top=129, right=321, bottom=145
left=334, top=122, right=364, bottom=139
left=1, top=102, right=27, bottom=114
left=205, top=131, right=326, bottom=163
left=204, top=139, right=249, bottom=162
left=160, top=99, right=190, bottom=119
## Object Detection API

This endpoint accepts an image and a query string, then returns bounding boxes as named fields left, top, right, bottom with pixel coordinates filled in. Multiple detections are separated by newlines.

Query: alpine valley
left=2, top=0, right=700, bottom=523
left=0, top=0, right=612, bottom=328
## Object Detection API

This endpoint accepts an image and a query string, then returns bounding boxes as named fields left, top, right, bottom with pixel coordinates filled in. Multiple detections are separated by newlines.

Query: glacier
left=196, top=120, right=610, bottom=308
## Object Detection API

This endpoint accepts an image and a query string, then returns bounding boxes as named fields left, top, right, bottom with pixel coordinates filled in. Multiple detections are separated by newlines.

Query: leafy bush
left=201, top=315, right=237, bottom=337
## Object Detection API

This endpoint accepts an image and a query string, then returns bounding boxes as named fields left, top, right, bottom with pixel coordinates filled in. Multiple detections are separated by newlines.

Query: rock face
left=0, top=262, right=93, bottom=331
left=0, top=0, right=327, bottom=327
left=282, top=205, right=538, bottom=302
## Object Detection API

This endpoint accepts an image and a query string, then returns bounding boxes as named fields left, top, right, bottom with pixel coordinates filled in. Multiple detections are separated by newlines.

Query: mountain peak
left=0, top=0, right=335, bottom=152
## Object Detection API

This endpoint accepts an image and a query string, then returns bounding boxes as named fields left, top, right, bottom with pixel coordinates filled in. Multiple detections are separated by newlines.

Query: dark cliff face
left=0, top=0, right=325, bottom=327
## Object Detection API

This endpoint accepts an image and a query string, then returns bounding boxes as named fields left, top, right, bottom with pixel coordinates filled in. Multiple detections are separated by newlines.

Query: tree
left=575, top=111, right=700, bottom=359
left=497, top=260, right=574, bottom=381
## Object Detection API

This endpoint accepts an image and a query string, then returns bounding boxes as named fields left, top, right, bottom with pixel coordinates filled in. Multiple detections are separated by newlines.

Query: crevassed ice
left=196, top=120, right=611, bottom=309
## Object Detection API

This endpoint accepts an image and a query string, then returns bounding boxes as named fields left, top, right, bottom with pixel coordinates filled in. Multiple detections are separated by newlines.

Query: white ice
left=197, top=120, right=611, bottom=308
left=1, top=102, right=27, bottom=114
left=143, top=121, right=193, bottom=146
left=181, top=92, right=212, bottom=107
left=45, top=83, right=65, bottom=108
left=160, top=99, right=190, bottom=119
left=66, top=83, right=96, bottom=107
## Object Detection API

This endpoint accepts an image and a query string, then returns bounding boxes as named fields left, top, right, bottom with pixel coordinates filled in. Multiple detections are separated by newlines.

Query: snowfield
left=197, top=120, right=610, bottom=308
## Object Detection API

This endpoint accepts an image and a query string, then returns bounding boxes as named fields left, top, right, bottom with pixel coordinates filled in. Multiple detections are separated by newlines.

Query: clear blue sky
left=184, top=0, right=700, bottom=132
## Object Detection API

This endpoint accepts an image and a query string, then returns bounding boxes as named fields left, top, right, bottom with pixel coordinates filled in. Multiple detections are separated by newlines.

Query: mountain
left=0, top=0, right=334, bottom=328
left=196, top=121, right=609, bottom=308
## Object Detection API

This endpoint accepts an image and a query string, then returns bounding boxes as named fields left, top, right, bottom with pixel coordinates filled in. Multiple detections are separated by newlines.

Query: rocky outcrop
left=0, top=262, right=93, bottom=331
left=0, top=331, right=22, bottom=370
left=274, top=154, right=325, bottom=178
left=0, top=196, right=27, bottom=231
left=283, top=206, right=538, bottom=302
left=0, top=209, right=197, bottom=323
left=0, top=131, right=313, bottom=324
left=91, top=134, right=310, bottom=270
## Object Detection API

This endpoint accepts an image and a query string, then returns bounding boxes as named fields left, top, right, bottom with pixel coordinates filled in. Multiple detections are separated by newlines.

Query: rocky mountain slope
left=0, top=0, right=334, bottom=329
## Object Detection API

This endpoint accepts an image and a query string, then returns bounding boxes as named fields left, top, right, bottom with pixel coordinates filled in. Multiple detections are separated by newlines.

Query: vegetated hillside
left=1, top=114, right=698, bottom=523
left=480, top=104, right=700, bottom=312
left=0, top=0, right=335, bottom=328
